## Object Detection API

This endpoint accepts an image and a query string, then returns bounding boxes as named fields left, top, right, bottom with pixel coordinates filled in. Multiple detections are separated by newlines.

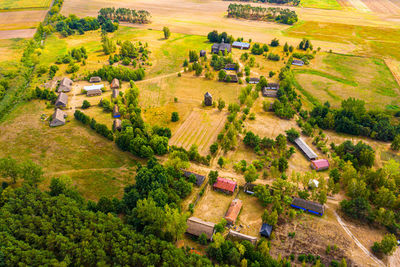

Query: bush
left=171, top=112, right=179, bottom=122
left=81, top=100, right=91, bottom=109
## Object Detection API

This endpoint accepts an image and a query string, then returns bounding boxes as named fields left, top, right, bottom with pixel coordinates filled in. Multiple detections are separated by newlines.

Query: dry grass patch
left=235, top=191, right=264, bottom=237
left=0, top=0, right=51, bottom=11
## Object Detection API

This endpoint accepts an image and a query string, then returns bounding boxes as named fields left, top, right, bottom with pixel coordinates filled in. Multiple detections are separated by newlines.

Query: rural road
left=330, top=208, right=385, bottom=267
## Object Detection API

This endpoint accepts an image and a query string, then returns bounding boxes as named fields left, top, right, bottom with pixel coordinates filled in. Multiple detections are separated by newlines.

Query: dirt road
left=389, top=247, right=400, bottom=267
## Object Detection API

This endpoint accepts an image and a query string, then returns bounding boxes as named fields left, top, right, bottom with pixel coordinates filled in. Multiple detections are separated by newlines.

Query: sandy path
left=389, top=247, right=400, bottom=267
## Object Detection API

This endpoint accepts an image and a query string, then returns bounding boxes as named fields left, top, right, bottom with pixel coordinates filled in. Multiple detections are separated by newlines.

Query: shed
left=58, top=77, right=73, bottom=92
left=311, top=159, right=329, bottom=171
left=224, top=74, right=238, bottom=83
left=232, top=41, right=250, bottom=50
left=228, top=230, right=257, bottom=245
left=200, top=50, right=206, bottom=57
left=224, top=199, right=242, bottom=225
left=308, top=179, right=319, bottom=189
left=225, top=63, right=236, bottom=71
left=84, top=84, right=104, bottom=91
left=113, top=105, right=121, bottom=118
left=213, top=177, right=237, bottom=194
left=90, top=76, right=102, bottom=83
left=291, top=197, right=324, bottom=216
left=87, top=89, right=102, bottom=97
left=186, top=217, right=215, bottom=240
left=50, top=109, right=67, bottom=127
left=260, top=223, right=273, bottom=238
left=112, top=89, right=119, bottom=99
left=204, top=92, right=213, bottom=106
left=55, top=92, right=68, bottom=108
left=244, top=183, right=256, bottom=195
left=113, top=119, right=122, bottom=132
left=183, top=171, right=205, bottom=187
left=294, top=137, right=317, bottom=160
left=111, top=78, right=120, bottom=89
left=292, top=60, right=304, bottom=66
left=248, top=78, right=259, bottom=84
left=211, top=42, right=232, bottom=54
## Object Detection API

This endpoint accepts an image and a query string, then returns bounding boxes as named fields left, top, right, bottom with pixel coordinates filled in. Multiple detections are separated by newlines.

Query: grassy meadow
left=0, top=0, right=51, bottom=11
left=300, top=0, right=342, bottom=10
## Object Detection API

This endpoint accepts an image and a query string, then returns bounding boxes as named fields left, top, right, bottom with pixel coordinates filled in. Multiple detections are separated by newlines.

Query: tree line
left=224, top=0, right=300, bottom=5
left=87, top=65, right=145, bottom=82
left=227, top=3, right=298, bottom=25
left=98, top=7, right=151, bottom=24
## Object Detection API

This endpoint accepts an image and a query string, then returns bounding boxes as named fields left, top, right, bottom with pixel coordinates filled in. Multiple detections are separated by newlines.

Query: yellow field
left=0, top=0, right=51, bottom=10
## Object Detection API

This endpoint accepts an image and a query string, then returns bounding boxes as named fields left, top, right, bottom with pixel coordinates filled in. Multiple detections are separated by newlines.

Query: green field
left=300, top=0, right=342, bottom=10
left=294, top=53, right=400, bottom=109
left=0, top=0, right=51, bottom=10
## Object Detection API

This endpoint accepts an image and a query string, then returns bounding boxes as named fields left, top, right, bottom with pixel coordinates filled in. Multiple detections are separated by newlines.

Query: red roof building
left=311, top=159, right=329, bottom=171
left=225, top=199, right=243, bottom=224
left=213, top=177, right=237, bottom=194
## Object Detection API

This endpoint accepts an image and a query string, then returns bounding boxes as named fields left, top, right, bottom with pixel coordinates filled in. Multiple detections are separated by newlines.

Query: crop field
left=169, top=109, right=227, bottom=155
left=360, top=0, right=400, bottom=15
left=0, top=0, right=51, bottom=11
left=294, top=52, right=400, bottom=109
left=300, top=0, right=342, bottom=10
left=0, top=9, right=47, bottom=39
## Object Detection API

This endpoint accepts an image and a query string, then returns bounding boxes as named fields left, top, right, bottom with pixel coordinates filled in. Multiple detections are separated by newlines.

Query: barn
left=232, top=41, right=250, bottom=50
left=186, top=217, right=215, bottom=240
left=292, top=59, right=304, bottom=66
left=291, top=197, right=324, bottom=216
left=84, top=84, right=104, bottom=92
left=58, top=77, right=73, bottom=92
left=224, top=74, right=238, bottom=83
left=113, top=119, right=122, bottom=132
left=55, top=93, right=68, bottom=108
left=183, top=171, right=205, bottom=187
left=213, top=177, right=237, bottom=195
left=228, top=230, right=257, bottom=245
left=111, top=78, right=120, bottom=89
left=224, top=199, right=242, bottom=225
left=112, top=89, right=119, bottom=99
left=311, top=159, right=329, bottom=171
left=294, top=137, right=318, bottom=161
left=50, top=109, right=67, bottom=127
left=204, top=92, right=213, bottom=106
left=90, top=76, right=102, bottom=83
left=248, top=78, right=259, bottom=84
left=211, top=42, right=232, bottom=54
left=86, top=89, right=102, bottom=97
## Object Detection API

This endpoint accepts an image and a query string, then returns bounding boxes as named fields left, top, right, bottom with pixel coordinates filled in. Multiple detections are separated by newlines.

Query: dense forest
left=99, top=7, right=151, bottom=24
left=227, top=4, right=298, bottom=25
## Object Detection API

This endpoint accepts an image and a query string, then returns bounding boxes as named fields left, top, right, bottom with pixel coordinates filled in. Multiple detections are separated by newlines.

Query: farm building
left=213, top=177, right=237, bottom=194
left=224, top=199, right=242, bottom=225
left=292, top=60, right=304, bottom=66
left=111, top=78, right=120, bottom=89
left=244, top=183, right=256, bottom=195
left=90, top=76, right=102, bottom=83
left=112, top=89, right=119, bottom=99
left=183, top=171, right=205, bottom=186
left=228, top=230, right=257, bottom=245
left=260, top=223, right=273, bottom=238
left=84, top=84, right=104, bottom=92
left=291, top=197, right=324, bottom=216
left=58, top=77, right=73, bottom=92
left=224, top=74, right=238, bottom=83
left=49, top=109, right=67, bottom=127
left=113, top=105, right=121, bottom=118
left=262, top=88, right=277, bottom=98
left=311, top=159, right=329, bottom=171
left=225, top=63, right=237, bottom=71
left=232, top=41, right=250, bottom=50
left=204, top=92, right=213, bottom=106
left=86, top=89, right=102, bottom=97
left=113, top=119, right=122, bottom=132
left=248, top=78, right=259, bottom=84
left=211, top=42, right=232, bottom=54
left=294, top=137, right=318, bottom=160
left=200, top=50, right=206, bottom=57
left=55, top=93, right=68, bottom=108
left=265, top=83, right=279, bottom=90
left=186, top=217, right=215, bottom=240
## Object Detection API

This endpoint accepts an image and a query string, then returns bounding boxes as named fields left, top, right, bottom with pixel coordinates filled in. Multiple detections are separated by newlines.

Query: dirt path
left=329, top=207, right=385, bottom=267
left=46, top=166, right=129, bottom=176
left=389, top=247, right=400, bottom=267
left=136, top=70, right=182, bottom=84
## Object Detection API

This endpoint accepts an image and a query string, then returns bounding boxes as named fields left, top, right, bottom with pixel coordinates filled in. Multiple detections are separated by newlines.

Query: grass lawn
left=300, top=0, right=342, bottom=10
left=0, top=0, right=51, bottom=10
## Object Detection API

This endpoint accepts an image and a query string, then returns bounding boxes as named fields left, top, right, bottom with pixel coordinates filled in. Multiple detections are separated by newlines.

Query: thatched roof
left=90, top=76, right=102, bottom=83
left=291, top=197, right=324, bottom=215
left=55, top=93, right=68, bottom=107
left=294, top=137, right=318, bottom=160
left=113, top=119, right=122, bottom=131
left=112, top=89, right=119, bottom=98
left=186, top=217, right=215, bottom=240
left=50, top=109, right=67, bottom=127
left=228, top=230, right=257, bottom=245
left=225, top=199, right=242, bottom=224
left=111, top=78, right=120, bottom=89
left=58, top=77, right=73, bottom=92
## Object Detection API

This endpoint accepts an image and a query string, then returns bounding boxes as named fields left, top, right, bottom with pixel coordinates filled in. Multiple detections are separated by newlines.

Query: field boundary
left=293, top=78, right=320, bottom=106
left=293, top=69, right=358, bottom=87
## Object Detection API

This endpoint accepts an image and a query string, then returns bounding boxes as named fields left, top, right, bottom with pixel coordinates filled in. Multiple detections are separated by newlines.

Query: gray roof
left=228, top=230, right=257, bottom=245
left=58, top=77, right=73, bottom=92
left=292, top=60, right=304, bottom=66
left=90, top=76, right=102, bottom=83
left=212, top=43, right=232, bottom=53
left=232, top=41, right=250, bottom=49
left=260, top=223, right=273, bottom=237
left=294, top=137, right=318, bottom=160
left=291, top=197, right=324, bottom=214
left=186, top=217, right=215, bottom=240
left=50, top=109, right=66, bottom=127
left=87, top=89, right=102, bottom=96
left=112, top=89, right=119, bottom=98
left=204, top=92, right=212, bottom=98
left=55, top=92, right=68, bottom=107
left=183, top=171, right=205, bottom=186
left=266, top=83, right=279, bottom=90
left=111, top=78, right=120, bottom=89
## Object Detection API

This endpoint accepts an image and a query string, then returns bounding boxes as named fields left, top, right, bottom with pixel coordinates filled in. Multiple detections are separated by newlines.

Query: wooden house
left=224, top=74, right=238, bottom=83
left=186, top=217, right=215, bottom=240
left=213, top=177, right=237, bottom=195
left=112, top=89, right=119, bottom=99
left=50, top=109, right=67, bottom=127
left=111, top=78, right=120, bottom=89
left=224, top=63, right=236, bottom=71
left=311, top=159, right=329, bottom=171
left=55, top=92, right=68, bottom=108
left=87, top=89, right=102, bottom=97
left=204, top=92, right=213, bottom=106
left=291, top=197, right=324, bottom=216
left=90, top=76, right=102, bottom=83
left=113, top=119, right=122, bottom=132
left=113, top=105, right=121, bottom=118
left=58, top=77, right=73, bottom=92
left=211, top=42, right=232, bottom=54
left=224, top=199, right=242, bottom=225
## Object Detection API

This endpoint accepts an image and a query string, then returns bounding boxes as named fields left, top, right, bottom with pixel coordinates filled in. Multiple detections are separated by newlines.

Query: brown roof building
left=55, top=92, right=68, bottom=108
left=111, top=78, right=120, bottom=89
left=86, top=89, right=102, bottom=97
left=58, top=77, right=73, bottom=92
left=50, top=109, right=67, bottom=127
left=186, top=217, right=215, bottom=240
left=224, top=199, right=242, bottom=225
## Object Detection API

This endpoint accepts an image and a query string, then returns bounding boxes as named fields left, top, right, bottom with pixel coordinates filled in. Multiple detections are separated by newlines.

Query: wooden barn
left=112, top=89, right=119, bottom=99
left=186, top=217, right=215, bottom=240
left=224, top=199, right=242, bottom=225
left=224, top=63, right=236, bottom=71
left=260, top=223, right=273, bottom=238
left=86, top=89, right=102, bottom=97
left=113, top=119, right=122, bottom=132
left=232, top=41, right=250, bottom=50
left=204, top=92, right=213, bottom=106
left=111, top=78, right=120, bottom=89
left=50, top=109, right=67, bottom=127
left=292, top=59, right=304, bottom=66
left=211, top=42, right=232, bottom=54
left=224, top=74, right=238, bottom=83
left=248, top=78, right=259, bottom=84
left=183, top=170, right=205, bottom=187
left=311, top=159, right=329, bottom=171
left=228, top=230, right=257, bottom=245
left=58, top=77, right=73, bottom=92
left=90, top=76, right=102, bottom=83
left=294, top=137, right=318, bottom=161
left=291, top=197, right=324, bottom=216
left=113, top=105, right=121, bottom=118
left=55, top=92, right=68, bottom=108
left=213, top=177, right=237, bottom=195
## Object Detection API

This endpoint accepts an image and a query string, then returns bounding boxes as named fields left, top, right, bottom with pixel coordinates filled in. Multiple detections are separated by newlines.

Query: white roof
left=84, top=84, right=104, bottom=91
left=308, top=179, right=319, bottom=188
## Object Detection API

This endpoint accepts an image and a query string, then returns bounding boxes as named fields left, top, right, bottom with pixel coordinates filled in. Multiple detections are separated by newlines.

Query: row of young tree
left=87, top=65, right=145, bottom=82
left=98, top=7, right=151, bottom=24
left=224, top=0, right=300, bottom=5
left=74, top=110, right=114, bottom=140
left=227, top=4, right=298, bottom=25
